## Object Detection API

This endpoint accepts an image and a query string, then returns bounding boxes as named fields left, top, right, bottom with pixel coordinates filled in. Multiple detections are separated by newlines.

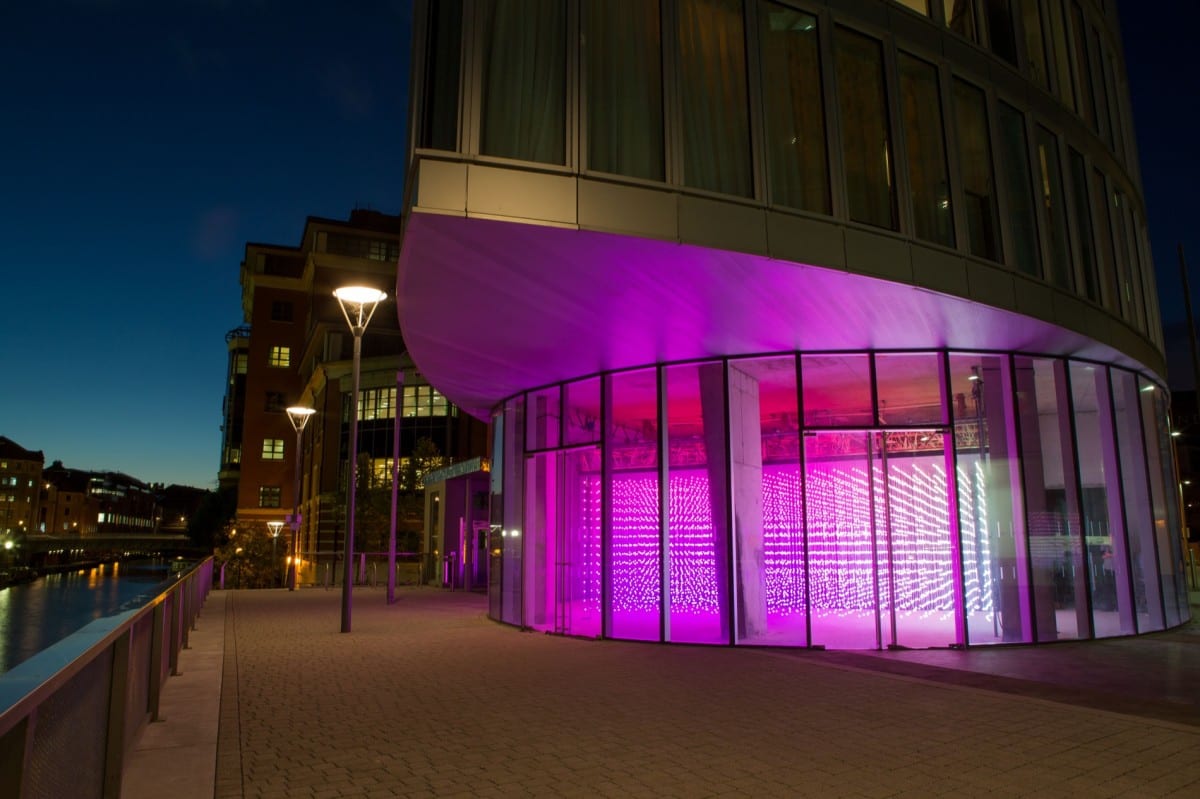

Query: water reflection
left=0, top=561, right=175, bottom=674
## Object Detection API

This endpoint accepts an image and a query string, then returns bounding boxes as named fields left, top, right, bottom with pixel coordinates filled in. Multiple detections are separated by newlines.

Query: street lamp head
left=333, top=285, right=387, bottom=336
left=286, top=406, right=317, bottom=432
left=267, top=520, right=285, bottom=537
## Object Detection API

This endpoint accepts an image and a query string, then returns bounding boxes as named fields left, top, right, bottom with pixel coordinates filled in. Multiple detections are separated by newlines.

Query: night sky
left=0, top=0, right=1195, bottom=490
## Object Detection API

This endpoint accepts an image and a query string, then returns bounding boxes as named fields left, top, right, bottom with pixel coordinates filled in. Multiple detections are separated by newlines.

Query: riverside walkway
left=123, top=587, right=1200, bottom=798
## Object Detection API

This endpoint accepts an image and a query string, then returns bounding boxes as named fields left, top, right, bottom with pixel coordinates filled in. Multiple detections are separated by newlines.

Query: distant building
left=223, top=210, right=487, bottom=583
left=399, top=0, right=1189, bottom=648
left=40, top=461, right=100, bottom=535
left=0, top=436, right=44, bottom=544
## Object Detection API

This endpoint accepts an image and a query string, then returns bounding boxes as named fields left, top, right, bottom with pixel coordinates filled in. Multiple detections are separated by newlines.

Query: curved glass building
left=398, top=0, right=1189, bottom=648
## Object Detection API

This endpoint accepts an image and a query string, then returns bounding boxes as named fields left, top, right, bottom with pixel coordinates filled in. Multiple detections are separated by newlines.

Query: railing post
left=169, top=587, right=182, bottom=676
left=148, top=603, right=165, bottom=722
left=102, top=630, right=131, bottom=799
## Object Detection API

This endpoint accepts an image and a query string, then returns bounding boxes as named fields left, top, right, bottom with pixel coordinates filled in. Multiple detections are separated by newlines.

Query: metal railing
left=0, top=557, right=214, bottom=799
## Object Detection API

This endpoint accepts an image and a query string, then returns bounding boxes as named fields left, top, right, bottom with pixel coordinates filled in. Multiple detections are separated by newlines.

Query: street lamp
left=333, top=285, right=388, bottom=634
left=267, top=520, right=285, bottom=587
left=286, top=405, right=317, bottom=591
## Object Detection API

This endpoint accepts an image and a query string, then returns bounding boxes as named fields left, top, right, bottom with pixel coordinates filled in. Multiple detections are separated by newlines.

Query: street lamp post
left=267, top=520, right=285, bottom=586
left=333, top=285, right=388, bottom=634
left=286, top=405, right=316, bottom=591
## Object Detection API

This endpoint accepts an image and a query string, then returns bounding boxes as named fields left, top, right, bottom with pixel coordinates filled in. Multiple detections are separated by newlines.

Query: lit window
left=233, top=353, right=248, bottom=374
left=262, top=439, right=285, bottom=460
left=258, top=486, right=281, bottom=508
left=269, top=346, right=291, bottom=368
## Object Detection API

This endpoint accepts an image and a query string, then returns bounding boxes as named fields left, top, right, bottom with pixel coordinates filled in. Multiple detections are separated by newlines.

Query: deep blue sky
left=0, top=0, right=1194, bottom=490
left=0, top=0, right=410, bottom=489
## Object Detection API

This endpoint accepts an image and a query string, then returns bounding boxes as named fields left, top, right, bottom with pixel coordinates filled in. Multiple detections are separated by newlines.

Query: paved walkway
left=129, top=587, right=1200, bottom=798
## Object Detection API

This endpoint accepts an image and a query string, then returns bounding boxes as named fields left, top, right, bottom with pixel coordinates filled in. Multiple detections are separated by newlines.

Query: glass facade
left=491, top=352, right=1188, bottom=649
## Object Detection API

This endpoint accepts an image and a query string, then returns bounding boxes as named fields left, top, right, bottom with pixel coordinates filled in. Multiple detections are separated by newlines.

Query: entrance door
left=524, top=448, right=602, bottom=636
left=806, top=430, right=959, bottom=649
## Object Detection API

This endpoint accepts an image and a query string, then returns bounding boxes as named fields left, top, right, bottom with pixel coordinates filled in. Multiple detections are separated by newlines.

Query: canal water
left=0, top=561, right=178, bottom=674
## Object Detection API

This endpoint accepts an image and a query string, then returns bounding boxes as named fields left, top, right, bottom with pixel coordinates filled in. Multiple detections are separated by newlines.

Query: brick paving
left=202, top=587, right=1200, bottom=798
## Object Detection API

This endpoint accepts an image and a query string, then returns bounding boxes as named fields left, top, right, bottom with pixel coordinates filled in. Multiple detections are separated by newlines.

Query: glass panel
left=479, top=0, right=566, bottom=164
left=1017, top=0, right=1050, bottom=91
left=898, top=53, right=954, bottom=247
left=1068, top=149, right=1100, bottom=303
left=1141, top=382, right=1184, bottom=627
left=500, top=396, right=525, bottom=625
left=1014, top=357, right=1087, bottom=641
left=894, top=0, right=929, bottom=15
left=874, top=352, right=945, bottom=426
left=678, top=0, right=752, bottom=196
left=879, top=430, right=957, bottom=648
left=759, top=2, right=829, bottom=214
left=950, top=354, right=1032, bottom=645
left=835, top=27, right=895, bottom=229
left=997, top=103, right=1040, bottom=277
left=1091, top=169, right=1120, bottom=314
left=524, top=449, right=603, bottom=637
left=1069, top=3, right=1096, bottom=129
left=607, top=369, right=661, bottom=641
left=526, top=386, right=561, bottom=450
left=419, top=0, right=462, bottom=151
left=805, top=431, right=877, bottom=649
left=564, top=377, right=602, bottom=445
left=665, top=363, right=729, bottom=644
left=1035, top=126, right=1074, bottom=291
left=1110, top=370, right=1161, bottom=631
left=1046, top=0, right=1075, bottom=110
left=586, top=0, right=665, bottom=180
left=953, top=79, right=1000, bottom=261
left=944, top=0, right=978, bottom=43
left=984, top=0, right=1018, bottom=65
left=729, top=357, right=804, bottom=646
left=802, top=354, right=872, bottom=427
left=1069, top=362, right=1134, bottom=637
left=1111, top=191, right=1138, bottom=327
left=1089, top=27, right=1111, bottom=149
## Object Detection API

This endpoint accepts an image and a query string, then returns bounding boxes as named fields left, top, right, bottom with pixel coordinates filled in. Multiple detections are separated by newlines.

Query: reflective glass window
left=479, top=0, right=566, bottom=164
left=607, top=369, right=661, bottom=641
left=944, top=0, right=979, bottom=43
left=665, top=363, right=730, bottom=644
left=1110, top=370, right=1163, bottom=632
left=1035, top=126, right=1074, bottom=291
left=678, top=0, right=752, bottom=197
left=526, top=386, right=561, bottom=450
left=728, top=357, right=804, bottom=646
left=586, top=0, right=665, bottom=180
left=1069, top=3, right=1096, bottom=129
left=1014, top=357, right=1088, bottom=641
left=898, top=53, right=954, bottom=248
left=759, top=2, right=829, bottom=214
left=950, top=354, right=1032, bottom=644
left=1067, top=149, right=1100, bottom=303
left=565, top=377, right=602, bottom=445
left=997, top=103, right=1040, bottom=277
left=894, top=0, right=929, bottom=15
left=1069, top=362, right=1134, bottom=637
left=1111, top=191, right=1140, bottom=328
left=953, top=79, right=1000, bottom=261
left=1091, top=169, right=1120, bottom=314
left=1018, top=0, right=1050, bottom=91
left=1141, top=382, right=1184, bottom=627
left=419, top=0, right=462, bottom=151
left=1046, top=0, right=1075, bottom=111
left=1088, top=26, right=1112, bottom=149
left=874, top=352, right=945, bottom=426
left=801, top=354, right=873, bottom=427
left=500, top=396, right=525, bottom=625
left=984, top=0, right=1019, bottom=65
left=835, top=27, right=896, bottom=229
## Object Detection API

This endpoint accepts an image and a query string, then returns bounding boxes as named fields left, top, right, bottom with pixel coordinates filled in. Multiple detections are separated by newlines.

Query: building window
left=265, top=392, right=286, bottom=413
left=403, top=385, right=451, bottom=418
left=270, top=301, right=294, bottom=322
left=758, top=2, right=829, bottom=214
left=479, top=0, right=566, bottom=165
left=233, top=353, right=248, bottom=374
left=997, top=103, right=1039, bottom=277
left=585, top=0, right=664, bottom=181
left=678, top=0, right=752, bottom=197
left=898, top=52, right=954, bottom=247
left=419, top=0, right=462, bottom=151
left=944, top=0, right=978, bottom=44
left=358, top=387, right=397, bottom=421
left=262, top=439, right=285, bottom=460
left=1035, top=125, right=1073, bottom=292
left=836, top=26, right=896, bottom=230
left=953, top=78, right=999, bottom=261
left=258, top=486, right=282, bottom=508
left=268, top=346, right=290, bottom=368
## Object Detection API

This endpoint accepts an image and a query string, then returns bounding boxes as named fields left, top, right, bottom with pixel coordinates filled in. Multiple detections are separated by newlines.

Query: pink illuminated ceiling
left=397, top=212, right=1144, bottom=419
